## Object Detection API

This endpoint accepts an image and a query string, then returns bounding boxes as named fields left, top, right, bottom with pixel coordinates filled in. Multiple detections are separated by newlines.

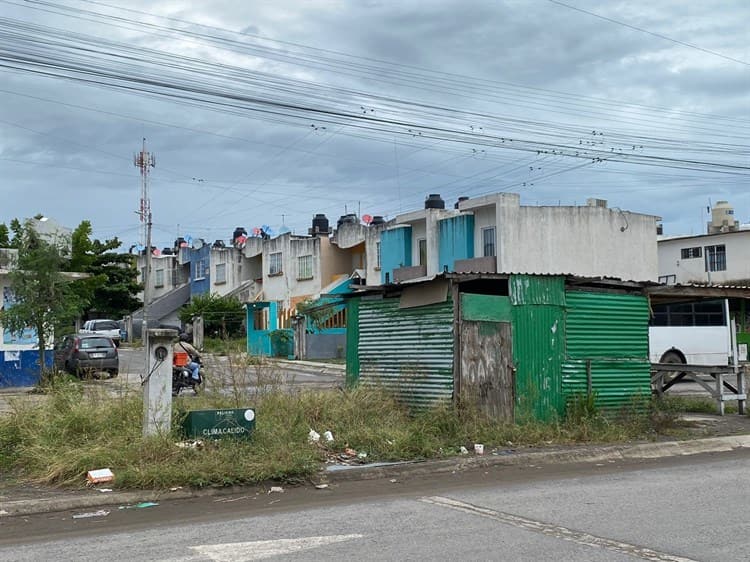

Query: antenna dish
left=362, top=214, right=373, bottom=225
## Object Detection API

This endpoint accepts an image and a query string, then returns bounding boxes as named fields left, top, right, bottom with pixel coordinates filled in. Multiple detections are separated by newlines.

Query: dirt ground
left=676, top=411, right=750, bottom=437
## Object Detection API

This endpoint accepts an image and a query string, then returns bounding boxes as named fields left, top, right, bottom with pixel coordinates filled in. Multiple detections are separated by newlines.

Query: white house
left=335, top=192, right=660, bottom=285
left=657, top=201, right=750, bottom=285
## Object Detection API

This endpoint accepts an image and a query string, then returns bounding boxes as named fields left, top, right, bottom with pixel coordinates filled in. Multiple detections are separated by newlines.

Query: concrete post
left=143, top=328, right=177, bottom=437
left=192, top=316, right=204, bottom=350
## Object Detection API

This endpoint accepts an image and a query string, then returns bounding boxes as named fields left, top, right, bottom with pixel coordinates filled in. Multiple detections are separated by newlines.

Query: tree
left=8, top=219, right=22, bottom=249
left=179, top=293, right=245, bottom=338
left=68, top=220, right=141, bottom=319
left=0, top=223, right=9, bottom=247
left=0, top=221, right=85, bottom=380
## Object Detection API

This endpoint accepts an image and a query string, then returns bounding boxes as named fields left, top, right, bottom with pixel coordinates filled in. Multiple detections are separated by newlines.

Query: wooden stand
left=651, top=363, right=746, bottom=416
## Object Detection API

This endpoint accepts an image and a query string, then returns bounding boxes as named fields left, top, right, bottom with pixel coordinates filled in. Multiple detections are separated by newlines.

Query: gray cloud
left=0, top=0, right=747, bottom=247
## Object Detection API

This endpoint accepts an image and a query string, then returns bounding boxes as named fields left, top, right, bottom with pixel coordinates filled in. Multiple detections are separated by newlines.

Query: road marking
left=420, top=496, right=698, bottom=562
left=189, top=534, right=363, bottom=561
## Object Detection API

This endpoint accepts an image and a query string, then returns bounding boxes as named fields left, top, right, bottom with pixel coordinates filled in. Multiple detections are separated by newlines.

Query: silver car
left=80, top=319, right=122, bottom=347
left=54, top=334, right=119, bottom=378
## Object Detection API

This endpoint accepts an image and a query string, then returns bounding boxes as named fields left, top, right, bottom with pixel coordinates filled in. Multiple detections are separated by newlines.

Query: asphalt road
left=1, top=450, right=748, bottom=561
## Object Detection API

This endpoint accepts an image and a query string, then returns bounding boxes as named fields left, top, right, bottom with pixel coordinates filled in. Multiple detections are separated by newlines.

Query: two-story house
left=334, top=192, right=659, bottom=285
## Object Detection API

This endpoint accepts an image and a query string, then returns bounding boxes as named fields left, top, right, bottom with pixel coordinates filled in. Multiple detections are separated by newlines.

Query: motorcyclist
left=173, top=333, right=201, bottom=382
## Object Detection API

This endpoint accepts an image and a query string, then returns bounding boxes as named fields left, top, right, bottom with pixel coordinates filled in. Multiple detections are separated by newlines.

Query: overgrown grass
left=201, top=337, right=246, bottom=355
left=0, top=376, right=692, bottom=490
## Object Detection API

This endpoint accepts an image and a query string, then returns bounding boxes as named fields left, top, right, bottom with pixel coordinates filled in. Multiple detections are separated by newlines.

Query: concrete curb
left=3, top=434, right=749, bottom=518
left=320, top=434, right=750, bottom=482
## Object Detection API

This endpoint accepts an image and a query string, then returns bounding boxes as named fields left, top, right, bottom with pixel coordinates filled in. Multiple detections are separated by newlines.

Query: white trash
left=323, top=431, right=334, bottom=443
left=308, top=430, right=321, bottom=443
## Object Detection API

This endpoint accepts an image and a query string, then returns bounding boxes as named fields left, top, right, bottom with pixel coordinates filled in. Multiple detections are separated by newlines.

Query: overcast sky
left=1, top=0, right=748, bottom=250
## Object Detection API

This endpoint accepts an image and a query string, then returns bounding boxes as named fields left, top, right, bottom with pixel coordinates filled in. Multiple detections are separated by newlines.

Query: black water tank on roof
left=370, top=215, right=385, bottom=226
left=232, top=227, right=247, bottom=242
left=337, top=214, right=358, bottom=228
left=174, top=237, right=186, bottom=250
left=455, top=196, right=470, bottom=209
left=425, top=193, right=445, bottom=209
left=312, top=213, right=329, bottom=235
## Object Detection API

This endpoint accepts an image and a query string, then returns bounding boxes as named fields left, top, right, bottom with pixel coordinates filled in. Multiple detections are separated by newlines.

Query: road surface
left=1, top=449, right=748, bottom=561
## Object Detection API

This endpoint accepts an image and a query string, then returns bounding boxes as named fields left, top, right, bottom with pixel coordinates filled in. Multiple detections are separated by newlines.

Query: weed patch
left=0, top=379, right=680, bottom=490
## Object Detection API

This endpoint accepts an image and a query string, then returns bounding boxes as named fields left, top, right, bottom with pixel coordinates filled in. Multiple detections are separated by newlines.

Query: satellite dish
left=193, top=238, right=204, bottom=249
left=135, top=243, right=145, bottom=252
left=362, top=214, right=373, bottom=225
left=252, top=227, right=261, bottom=237
left=152, top=248, right=161, bottom=256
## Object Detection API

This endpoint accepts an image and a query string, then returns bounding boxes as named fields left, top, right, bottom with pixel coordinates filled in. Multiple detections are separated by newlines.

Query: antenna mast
left=134, top=138, right=156, bottom=342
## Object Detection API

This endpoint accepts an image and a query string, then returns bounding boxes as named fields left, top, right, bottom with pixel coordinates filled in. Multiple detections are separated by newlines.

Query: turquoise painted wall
left=246, top=301, right=278, bottom=356
left=380, top=227, right=412, bottom=284
left=439, top=214, right=474, bottom=272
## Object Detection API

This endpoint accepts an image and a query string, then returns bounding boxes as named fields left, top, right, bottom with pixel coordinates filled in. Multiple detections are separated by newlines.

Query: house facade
left=366, top=193, right=659, bottom=284
left=658, top=231, right=749, bottom=285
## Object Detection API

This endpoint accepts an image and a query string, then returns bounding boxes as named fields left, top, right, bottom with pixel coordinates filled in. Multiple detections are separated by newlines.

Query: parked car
left=81, top=319, right=122, bottom=346
left=54, top=334, right=119, bottom=378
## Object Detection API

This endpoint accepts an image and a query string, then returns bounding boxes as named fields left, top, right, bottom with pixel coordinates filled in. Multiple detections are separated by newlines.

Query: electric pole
left=134, top=138, right=156, bottom=344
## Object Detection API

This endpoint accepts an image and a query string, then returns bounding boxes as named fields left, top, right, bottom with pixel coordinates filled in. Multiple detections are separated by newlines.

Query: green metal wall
left=345, top=298, right=360, bottom=388
left=563, top=291, right=651, bottom=410
left=509, top=276, right=566, bottom=421
left=510, top=275, right=566, bottom=306
left=358, top=297, right=454, bottom=408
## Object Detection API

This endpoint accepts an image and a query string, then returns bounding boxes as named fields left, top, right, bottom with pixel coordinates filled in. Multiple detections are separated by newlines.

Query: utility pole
left=134, top=138, right=156, bottom=344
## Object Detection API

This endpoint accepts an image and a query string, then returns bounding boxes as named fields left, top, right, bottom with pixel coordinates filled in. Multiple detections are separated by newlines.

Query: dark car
left=54, top=334, right=119, bottom=378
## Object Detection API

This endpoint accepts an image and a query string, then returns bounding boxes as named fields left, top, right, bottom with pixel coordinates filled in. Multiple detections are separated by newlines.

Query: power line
left=546, top=0, right=749, bottom=67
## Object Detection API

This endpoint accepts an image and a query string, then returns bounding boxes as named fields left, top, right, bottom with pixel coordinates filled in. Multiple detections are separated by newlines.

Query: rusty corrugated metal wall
left=509, top=275, right=566, bottom=421
left=563, top=290, right=651, bottom=410
left=357, top=296, right=454, bottom=408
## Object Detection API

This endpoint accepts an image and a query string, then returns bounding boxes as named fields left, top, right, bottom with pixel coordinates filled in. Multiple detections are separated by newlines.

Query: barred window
left=269, top=252, right=283, bottom=275
left=705, top=245, right=726, bottom=272
left=482, top=227, right=496, bottom=257
left=215, top=263, right=227, bottom=284
left=297, top=255, right=313, bottom=280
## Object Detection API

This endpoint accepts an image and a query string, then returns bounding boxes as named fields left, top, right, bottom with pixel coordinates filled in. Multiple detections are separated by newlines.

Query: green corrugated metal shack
left=346, top=273, right=651, bottom=422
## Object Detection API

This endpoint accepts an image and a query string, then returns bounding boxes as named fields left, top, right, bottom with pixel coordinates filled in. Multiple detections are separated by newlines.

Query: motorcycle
left=172, top=352, right=203, bottom=396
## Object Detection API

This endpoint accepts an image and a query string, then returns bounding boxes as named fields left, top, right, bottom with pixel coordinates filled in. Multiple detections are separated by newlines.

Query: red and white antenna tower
left=134, top=138, right=156, bottom=246
left=134, top=138, right=156, bottom=343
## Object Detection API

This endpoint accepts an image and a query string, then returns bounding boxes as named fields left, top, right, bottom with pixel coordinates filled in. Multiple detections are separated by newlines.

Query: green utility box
left=181, top=408, right=256, bottom=440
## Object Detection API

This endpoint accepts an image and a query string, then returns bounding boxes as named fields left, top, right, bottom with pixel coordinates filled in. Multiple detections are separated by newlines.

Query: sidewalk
left=2, top=432, right=749, bottom=518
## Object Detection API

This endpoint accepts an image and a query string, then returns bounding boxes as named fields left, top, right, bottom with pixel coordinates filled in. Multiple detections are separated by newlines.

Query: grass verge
left=0, top=381, right=707, bottom=490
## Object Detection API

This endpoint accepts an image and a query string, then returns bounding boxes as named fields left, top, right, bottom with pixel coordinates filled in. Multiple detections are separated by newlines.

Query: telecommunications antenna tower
left=134, top=138, right=156, bottom=342
left=134, top=138, right=156, bottom=245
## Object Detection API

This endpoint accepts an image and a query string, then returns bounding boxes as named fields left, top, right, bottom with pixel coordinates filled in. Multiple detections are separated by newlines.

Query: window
left=658, top=274, right=676, bottom=285
left=705, top=245, right=726, bottom=272
left=140, top=266, right=146, bottom=283
left=375, top=242, right=381, bottom=270
left=195, top=259, right=208, bottom=279
left=154, top=268, right=165, bottom=288
left=297, top=255, right=313, bottom=280
left=482, top=227, right=496, bottom=257
left=651, top=300, right=725, bottom=327
left=215, top=263, right=226, bottom=284
left=680, top=247, right=702, bottom=259
left=269, top=252, right=283, bottom=275
left=417, top=239, right=427, bottom=266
